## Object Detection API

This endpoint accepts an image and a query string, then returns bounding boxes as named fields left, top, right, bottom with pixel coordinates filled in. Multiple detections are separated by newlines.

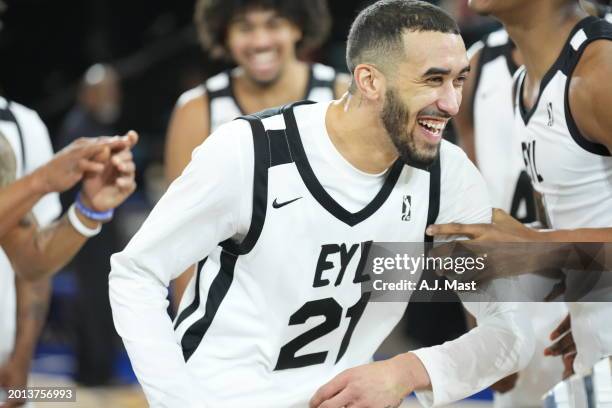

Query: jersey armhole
left=564, top=38, right=612, bottom=157
left=0, top=102, right=26, bottom=173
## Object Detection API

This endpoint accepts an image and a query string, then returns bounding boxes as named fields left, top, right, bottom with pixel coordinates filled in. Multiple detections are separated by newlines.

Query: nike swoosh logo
left=272, top=197, right=302, bottom=209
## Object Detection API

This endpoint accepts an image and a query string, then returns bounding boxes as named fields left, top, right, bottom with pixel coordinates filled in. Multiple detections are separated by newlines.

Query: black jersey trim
left=424, top=156, right=441, bottom=243
left=221, top=116, right=270, bottom=255
left=224, top=65, right=315, bottom=117
left=563, top=20, right=612, bottom=157
left=470, top=34, right=518, bottom=124
left=181, top=250, right=237, bottom=362
left=518, top=17, right=598, bottom=126
left=0, top=103, right=26, bottom=172
left=282, top=105, right=404, bottom=227
left=173, top=257, right=207, bottom=330
left=267, top=129, right=293, bottom=167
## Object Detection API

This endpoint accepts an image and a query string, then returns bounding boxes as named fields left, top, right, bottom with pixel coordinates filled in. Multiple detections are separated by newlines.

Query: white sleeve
left=109, top=119, right=253, bottom=407
left=412, top=302, right=534, bottom=407
left=412, top=143, right=535, bottom=407
left=435, top=141, right=492, bottom=226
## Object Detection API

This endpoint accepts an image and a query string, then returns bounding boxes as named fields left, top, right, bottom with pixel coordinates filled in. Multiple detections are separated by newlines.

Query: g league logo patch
left=401, top=195, right=411, bottom=221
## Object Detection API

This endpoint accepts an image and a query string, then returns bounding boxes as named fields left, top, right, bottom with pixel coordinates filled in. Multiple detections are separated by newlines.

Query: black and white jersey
left=513, top=16, right=612, bottom=229
left=0, top=97, right=61, bottom=366
left=110, top=102, right=534, bottom=408
left=513, top=16, right=612, bottom=374
left=468, top=29, right=535, bottom=222
left=205, top=63, right=337, bottom=132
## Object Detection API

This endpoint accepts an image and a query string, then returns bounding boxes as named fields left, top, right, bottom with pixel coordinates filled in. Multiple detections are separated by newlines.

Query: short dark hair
left=195, top=0, right=331, bottom=60
left=346, top=0, right=460, bottom=76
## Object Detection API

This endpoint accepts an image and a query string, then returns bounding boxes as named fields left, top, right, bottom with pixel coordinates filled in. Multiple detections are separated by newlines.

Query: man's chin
left=246, top=70, right=282, bottom=88
left=400, top=145, right=439, bottom=169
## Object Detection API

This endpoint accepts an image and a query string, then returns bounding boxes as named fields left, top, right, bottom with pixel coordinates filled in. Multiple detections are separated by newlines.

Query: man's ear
left=353, top=64, right=386, bottom=101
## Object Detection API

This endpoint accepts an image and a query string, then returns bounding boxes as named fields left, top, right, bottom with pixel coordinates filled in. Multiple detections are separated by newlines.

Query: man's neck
left=500, top=2, right=587, bottom=81
left=326, top=93, right=398, bottom=174
left=239, top=59, right=305, bottom=96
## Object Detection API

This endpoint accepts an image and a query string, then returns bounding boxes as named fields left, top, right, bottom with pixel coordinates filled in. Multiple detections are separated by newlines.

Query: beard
left=380, top=88, right=440, bottom=168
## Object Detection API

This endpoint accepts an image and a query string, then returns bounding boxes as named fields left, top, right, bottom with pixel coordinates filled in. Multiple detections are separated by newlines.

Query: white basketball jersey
left=470, top=29, right=535, bottom=222
left=206, top=63, right=337, bottom=132
left=0, top=97, right=61, bottom=364
left=172, top=102, right=442, bottom=407
left=513, top=16, right=612, bottom=373
left=513, top=17, right=612, bottom=229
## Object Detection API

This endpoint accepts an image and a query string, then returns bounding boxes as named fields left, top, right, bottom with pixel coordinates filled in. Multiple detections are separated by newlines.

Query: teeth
left=418, top=119, right=445, bottom=134
left=252, top=51, right=276, bottom=64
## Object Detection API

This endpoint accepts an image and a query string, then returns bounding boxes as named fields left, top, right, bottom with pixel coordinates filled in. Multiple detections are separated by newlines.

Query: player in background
left=430, top=0, right=612, bottom=376
left=165, top=0, right=350, bottom=308
left=0, top=99, right=137, bottom=406
left=454, top=27, right=568, bottom=408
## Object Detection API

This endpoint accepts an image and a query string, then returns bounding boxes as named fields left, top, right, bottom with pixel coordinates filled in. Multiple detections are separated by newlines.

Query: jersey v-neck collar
left=282, top=103, right=403, bottom=227
left=518, top=16, right=598, bottom=125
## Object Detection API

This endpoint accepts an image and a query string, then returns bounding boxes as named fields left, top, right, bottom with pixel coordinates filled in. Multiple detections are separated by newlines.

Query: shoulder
left=1, top=99, right=52, bottom=159
left=176, top=84, right=208, bottom=111
left=572, top=39, right=612, bottom=91
left=569, top=39, right=612, bottom=146
left=170, top=85, right=209, bottom=140
left=2, top=99, right=48, bottom=134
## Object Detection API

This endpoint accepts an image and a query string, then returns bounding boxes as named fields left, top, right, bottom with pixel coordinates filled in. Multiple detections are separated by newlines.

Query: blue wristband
left=75, top=193, right=114, bottom=221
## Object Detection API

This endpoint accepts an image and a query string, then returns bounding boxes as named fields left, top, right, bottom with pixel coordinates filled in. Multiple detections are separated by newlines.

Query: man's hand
left=490, top=373, right=519, bottom=394
left=544, top=314, right=575, bottom=379
left=309, top=353, right=429, bottom=408
left=81, top=131, right=138, bottom=213
left=426, top=209, right=540, bottom=242
left=0, top=358, right=28, bottom=407
left=32, top=135, right=134, bottom=195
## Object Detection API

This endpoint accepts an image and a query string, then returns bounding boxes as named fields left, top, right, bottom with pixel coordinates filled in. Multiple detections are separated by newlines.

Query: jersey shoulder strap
left=221, top=100, right=315, bottom=255
left=0, top=100, right=26, bottom=172
left=563, top=16, right=612, bottom=156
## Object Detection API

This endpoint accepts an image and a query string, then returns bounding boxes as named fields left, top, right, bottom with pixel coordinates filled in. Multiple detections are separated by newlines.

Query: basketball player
left=1, top=96, right=61, bottom=408
left=165, top=0, right=349, bottom=306
left=429, top=0, right=612, bottom=375
left=111, top=2, right=534, bottom=407
left=454, top=29, right=567, bottom=408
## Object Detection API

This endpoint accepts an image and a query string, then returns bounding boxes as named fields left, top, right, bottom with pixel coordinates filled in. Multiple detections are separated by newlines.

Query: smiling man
left=111, top=1, right=533, bottom=407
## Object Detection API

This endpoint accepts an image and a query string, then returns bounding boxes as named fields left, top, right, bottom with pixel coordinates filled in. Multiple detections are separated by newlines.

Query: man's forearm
left=2, top=207, right=99, bottom=280
left=0, top=173, right=46, bottom=239
left=11, top=276, right=51, bottom=366
left=28, top=210, right=99, bottom=279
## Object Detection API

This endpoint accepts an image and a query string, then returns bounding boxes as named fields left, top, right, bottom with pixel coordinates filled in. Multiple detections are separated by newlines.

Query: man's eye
left=427, top=77, right=443, bottom=85
left=454, top=76, right=467, bottom=86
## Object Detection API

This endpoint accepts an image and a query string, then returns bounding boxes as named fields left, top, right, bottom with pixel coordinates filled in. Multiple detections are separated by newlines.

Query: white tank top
left=513, top=16, right=612, bottom=374
left=470, top=29, right=535, bottom=222
left=205, top=63, right=337, bottom=132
